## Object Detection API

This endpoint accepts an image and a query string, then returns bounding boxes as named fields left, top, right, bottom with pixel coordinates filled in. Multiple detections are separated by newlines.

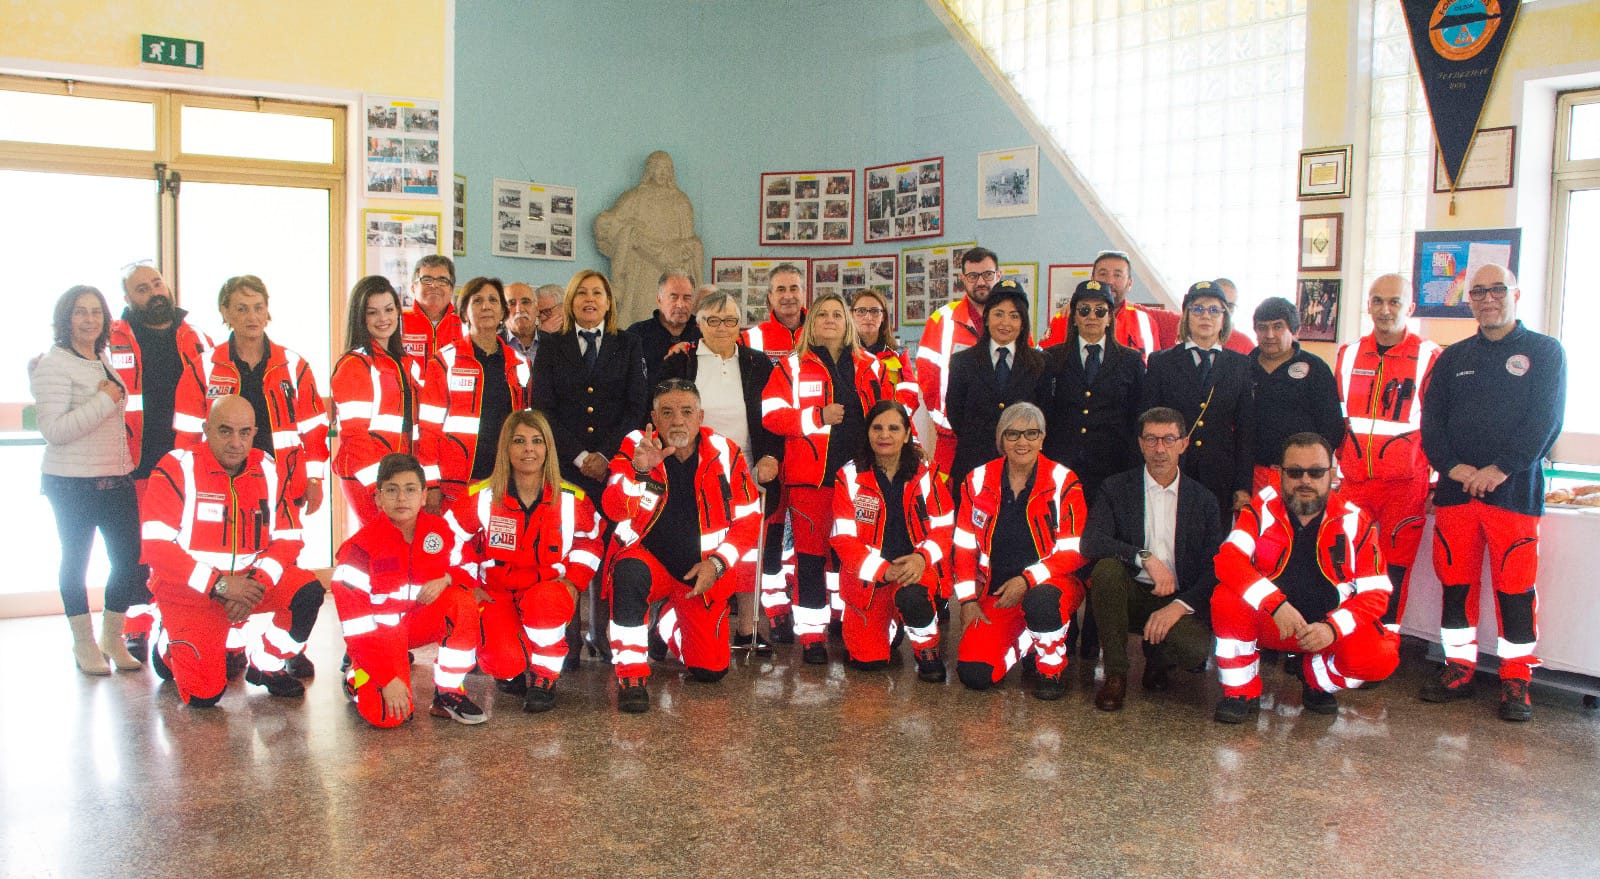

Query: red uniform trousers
left=123, top=477, right=158, bottom=637
left=1341, top=473, right=1431, bottom=629
left=1431, top=500, right=1541, bottom=682
left=339, top=476, right=382, bottom=529
left=1211, top=589, right=1399, bottom=698
left=786, top=485, right=837, bottom=642
left=956, top=579, right=1085, bottom=685
left=477, top=582, right=578, bottom=683
left=839, top=570, right=940, bottom=664
left=153, top=566, right=320, bottom=704
left=337, top=584, right=480, bottom=729
left=607, top=544, right=733, bottom=681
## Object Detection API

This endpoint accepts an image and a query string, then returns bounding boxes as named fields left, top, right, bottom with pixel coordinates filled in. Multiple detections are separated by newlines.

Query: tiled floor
left=3, top=604, right=1598, bottom=879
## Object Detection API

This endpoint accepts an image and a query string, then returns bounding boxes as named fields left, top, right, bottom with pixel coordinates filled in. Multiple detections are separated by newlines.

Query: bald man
left=1334, top=274, right=1440, bottom=637
left=141, top=395, right=325, bottom=706
left=1420, top=264, right=1565, bottom=721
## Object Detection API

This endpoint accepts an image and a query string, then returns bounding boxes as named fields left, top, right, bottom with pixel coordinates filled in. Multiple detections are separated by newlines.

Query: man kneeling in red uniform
left=1211, top=432, right=1399, bottom=723
left=604, top=378, right=763, bottom=714
left=143, top=395, right=323, bottom=706
left=332, top=453, right=485, bottom=727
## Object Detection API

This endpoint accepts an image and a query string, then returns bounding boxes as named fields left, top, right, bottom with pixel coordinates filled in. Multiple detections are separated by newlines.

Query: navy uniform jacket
left=1141, top=344, right=1254, bottom=518
left=529, top=327, right=650, bottom=497
left=1421, top=321, right=1566, bottom=517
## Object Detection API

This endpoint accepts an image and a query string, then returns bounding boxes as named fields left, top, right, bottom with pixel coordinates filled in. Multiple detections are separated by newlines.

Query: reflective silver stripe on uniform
left=1329, top=608, right=1358, bottom=637
left=1440, top=626, right=1477, bottom=663
left=334, top=564, right=372, bottom=591
left=1217, top=660, right=1259, bottom=688
left=1242, top=578, right=1277, bottom=609
left=1214, top=637, right=1255, bottom=659
left=125, top=393, right=144, bottom=413
left=340, top=400, right=374, bottom=421
left=1346, top=416, right=1411, bottom=437
left=1497, top=637, right=1537, bottom=659
left=174, top=412, right=206, bottom=433
left=1226, top=530, right=1256, bottom=555
left=443, top=414, right=480, bottom=435
left=370, top=414, right=404, bottom=433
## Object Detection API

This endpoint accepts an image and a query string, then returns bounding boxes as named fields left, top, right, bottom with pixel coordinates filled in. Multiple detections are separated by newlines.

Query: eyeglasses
left=379, top=484, right=424, bottom=497
left=1001, top=428, right=1043, bottom=442
left=1139, top=435, right=1182, bottom=447
left=416, top=276, right=455, bottom=289
left=962, top=270, right=999, bottom=283
left=1466, top=284, right=1509, bottom=301
left=1076, top=306, right=1109, bottom=318
left=536, top=305, right=562, bottom=320
left=700, top=316, right=740, bottom=328
left=1188, top=305, right=1225, bottom=317
left=1281, top=466, right=1330, bottom=480
left=852, top=307, right=884, bottom=317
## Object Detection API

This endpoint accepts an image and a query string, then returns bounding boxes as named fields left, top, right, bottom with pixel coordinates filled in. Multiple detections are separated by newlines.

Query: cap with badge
left=1070, top=279, right=1115, bottom=311
left=1182, top=280, right=1228, bottom=311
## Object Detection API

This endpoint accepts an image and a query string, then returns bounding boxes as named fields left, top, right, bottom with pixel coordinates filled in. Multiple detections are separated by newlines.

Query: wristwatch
left=212, top=576, right=229, bottom=598
left=708, top=555, right=728, bottom=578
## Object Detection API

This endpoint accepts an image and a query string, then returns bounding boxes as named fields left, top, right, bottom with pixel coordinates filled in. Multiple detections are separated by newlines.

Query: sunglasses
left=1281, top=466, right=1330, bottom=480
left=1076, top=305, right=1109, bottom=318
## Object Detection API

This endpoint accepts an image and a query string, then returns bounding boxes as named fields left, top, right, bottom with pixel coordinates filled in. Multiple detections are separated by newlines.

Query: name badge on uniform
left=1287, top=362, right=1310, bottom=380
left=800, top=380, right=824, bottom=397
left=971, top=509, right=989, bottom=529
left=639, top=491, right=660, bottom=512
left=110, top=352, right=136, bottom=370
left=196, top=502, right=225, bottom=523
left=487, top=515, right=518, bottom=549
left=402, top=334, right=427, bottom=357
left=207, top=383, right=231, bottom=398
left=1506, top=354, right=1530, bottom=377
left=854, top=494, right=881, bottom=524
left=448, top=370, right=478, bottom=392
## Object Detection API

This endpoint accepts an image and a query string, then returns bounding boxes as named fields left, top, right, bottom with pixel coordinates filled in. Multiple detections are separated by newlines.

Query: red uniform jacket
left=1215, top=485, right=1390, bottom=642
left=761, top=347, right=896, bottom=487
left=107, top=315, right=210, bottom=467
left=741, top=313, right=803, bottom=362
left=400, top=303, right=463, bottom=373
left=172, top=338, right=330, bottom=500
left=914, top=297, right=981, bottom=434
left=418, top=339, right=531, bottom=497
left=331, top=511, right=470, bottom=688
left=1335, top=331, right=1439, bottom=483
left=1040, top=300, right=1158, bottom=359
left=447, top=479, right=603, bottom=593
left=140, top=443, right=303, bottom=606
left=330, top=345, right=439, bottom=488
left=603, top=427, right=762, bottom=602
left=952, top=456, right=1088, bottom=603
left=830, top=459, right=954, bottom=587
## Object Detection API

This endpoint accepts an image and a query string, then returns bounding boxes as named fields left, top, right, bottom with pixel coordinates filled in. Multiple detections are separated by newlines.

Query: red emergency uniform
left=141, top=444, right=320, bottom=704
left=449, top=479, right=602, bottom=683
left=331, top=510, right=480, bottom=728
left=1039, top=300, right=1158, bottom=359
left=830, top=459, right=953, bottom=663
left=603, top=427, right=762, bottom=680
left=952, top=456, right=1088, bottom=684
left=400, top=303, right=464, bottom=372
left=109, top=315, right=211, bottom=638
left=1335, top=330, right=1439, bottom=630
left=914, top=297, right=981, bottom=473
left=173, top=338, right=330, bottom=503
left=1212, top=486, right=1399, bottom=698
left=330, top=345, right=438, bottom=525
left=740, top=313, right=803, bottom=363
left=418, top=339, right=531, bottom=499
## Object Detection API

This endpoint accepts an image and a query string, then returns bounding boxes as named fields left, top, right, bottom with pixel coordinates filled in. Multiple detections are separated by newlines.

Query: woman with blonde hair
left=448, top=410, right=602, bottom=712
left=761, top=291, right=899, bottom=664
left=528, top=269, right=648, bottom=497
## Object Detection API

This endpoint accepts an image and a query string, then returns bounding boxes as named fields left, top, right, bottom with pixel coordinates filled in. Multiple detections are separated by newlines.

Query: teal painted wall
left=453, top=0, right=1119, bottom=340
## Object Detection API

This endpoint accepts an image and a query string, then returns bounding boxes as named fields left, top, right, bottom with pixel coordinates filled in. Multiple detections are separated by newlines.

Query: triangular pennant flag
left=1401, top=0, right=1521, bottom=204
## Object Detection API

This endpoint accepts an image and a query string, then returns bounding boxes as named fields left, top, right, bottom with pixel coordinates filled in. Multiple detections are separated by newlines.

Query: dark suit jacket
left=625, top=311, right=702, bottom=389
left=1042, top=337, right=1144, bottom=502
left=660, top=342, right=782, bottom=477
left=1081, top=466, right=1223, bottom=614
left=945, top=341, right=1050, bottom=489
left=1140, top=344, right=1254, bottom=515
left=528, top=327, right=649, bottom=495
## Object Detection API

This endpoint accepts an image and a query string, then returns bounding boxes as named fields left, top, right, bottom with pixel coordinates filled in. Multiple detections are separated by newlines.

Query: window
left=1361, top=1, right=1432, bottom=310
left=1551, top=88, right=1600, bottom=448
left=944, top=0, right=1308, bottom=320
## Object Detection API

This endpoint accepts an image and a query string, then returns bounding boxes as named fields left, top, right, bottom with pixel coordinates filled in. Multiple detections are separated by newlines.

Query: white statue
left=595, top=151, right=705, bottom=327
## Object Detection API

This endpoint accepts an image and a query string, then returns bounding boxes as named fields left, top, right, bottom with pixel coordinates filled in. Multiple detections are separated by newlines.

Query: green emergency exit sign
left=140, top=34, right=204, bottom=69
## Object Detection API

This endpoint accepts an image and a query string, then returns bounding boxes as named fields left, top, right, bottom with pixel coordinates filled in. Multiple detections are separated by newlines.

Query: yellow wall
left=1, top=1, right=445, bottom=97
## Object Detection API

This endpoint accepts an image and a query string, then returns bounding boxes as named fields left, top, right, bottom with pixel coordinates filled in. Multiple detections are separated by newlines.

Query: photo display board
left=865, top=157, right=944, bottom=243
left=363, top=210, right=442, bottom=307
left=492, top=177, right=578, bottom=260
left=364, top=95, right=441, bottom=197
left=760, top=170, right=854, bottom=245
left=712, top=257, right=811, bottom=326
left=811, top=254, right=899, bottom=333
left=899, top=240, right=976, bottom=327
left=1041, top=263, right=1094, bottom=340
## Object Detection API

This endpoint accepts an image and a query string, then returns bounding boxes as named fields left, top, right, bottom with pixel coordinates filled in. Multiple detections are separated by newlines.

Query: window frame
left=1547, top=87, right=1600, bottom=464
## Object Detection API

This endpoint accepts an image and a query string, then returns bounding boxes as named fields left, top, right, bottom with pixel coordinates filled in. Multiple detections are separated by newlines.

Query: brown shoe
left=1094, top=674, right=1127, bottom=711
